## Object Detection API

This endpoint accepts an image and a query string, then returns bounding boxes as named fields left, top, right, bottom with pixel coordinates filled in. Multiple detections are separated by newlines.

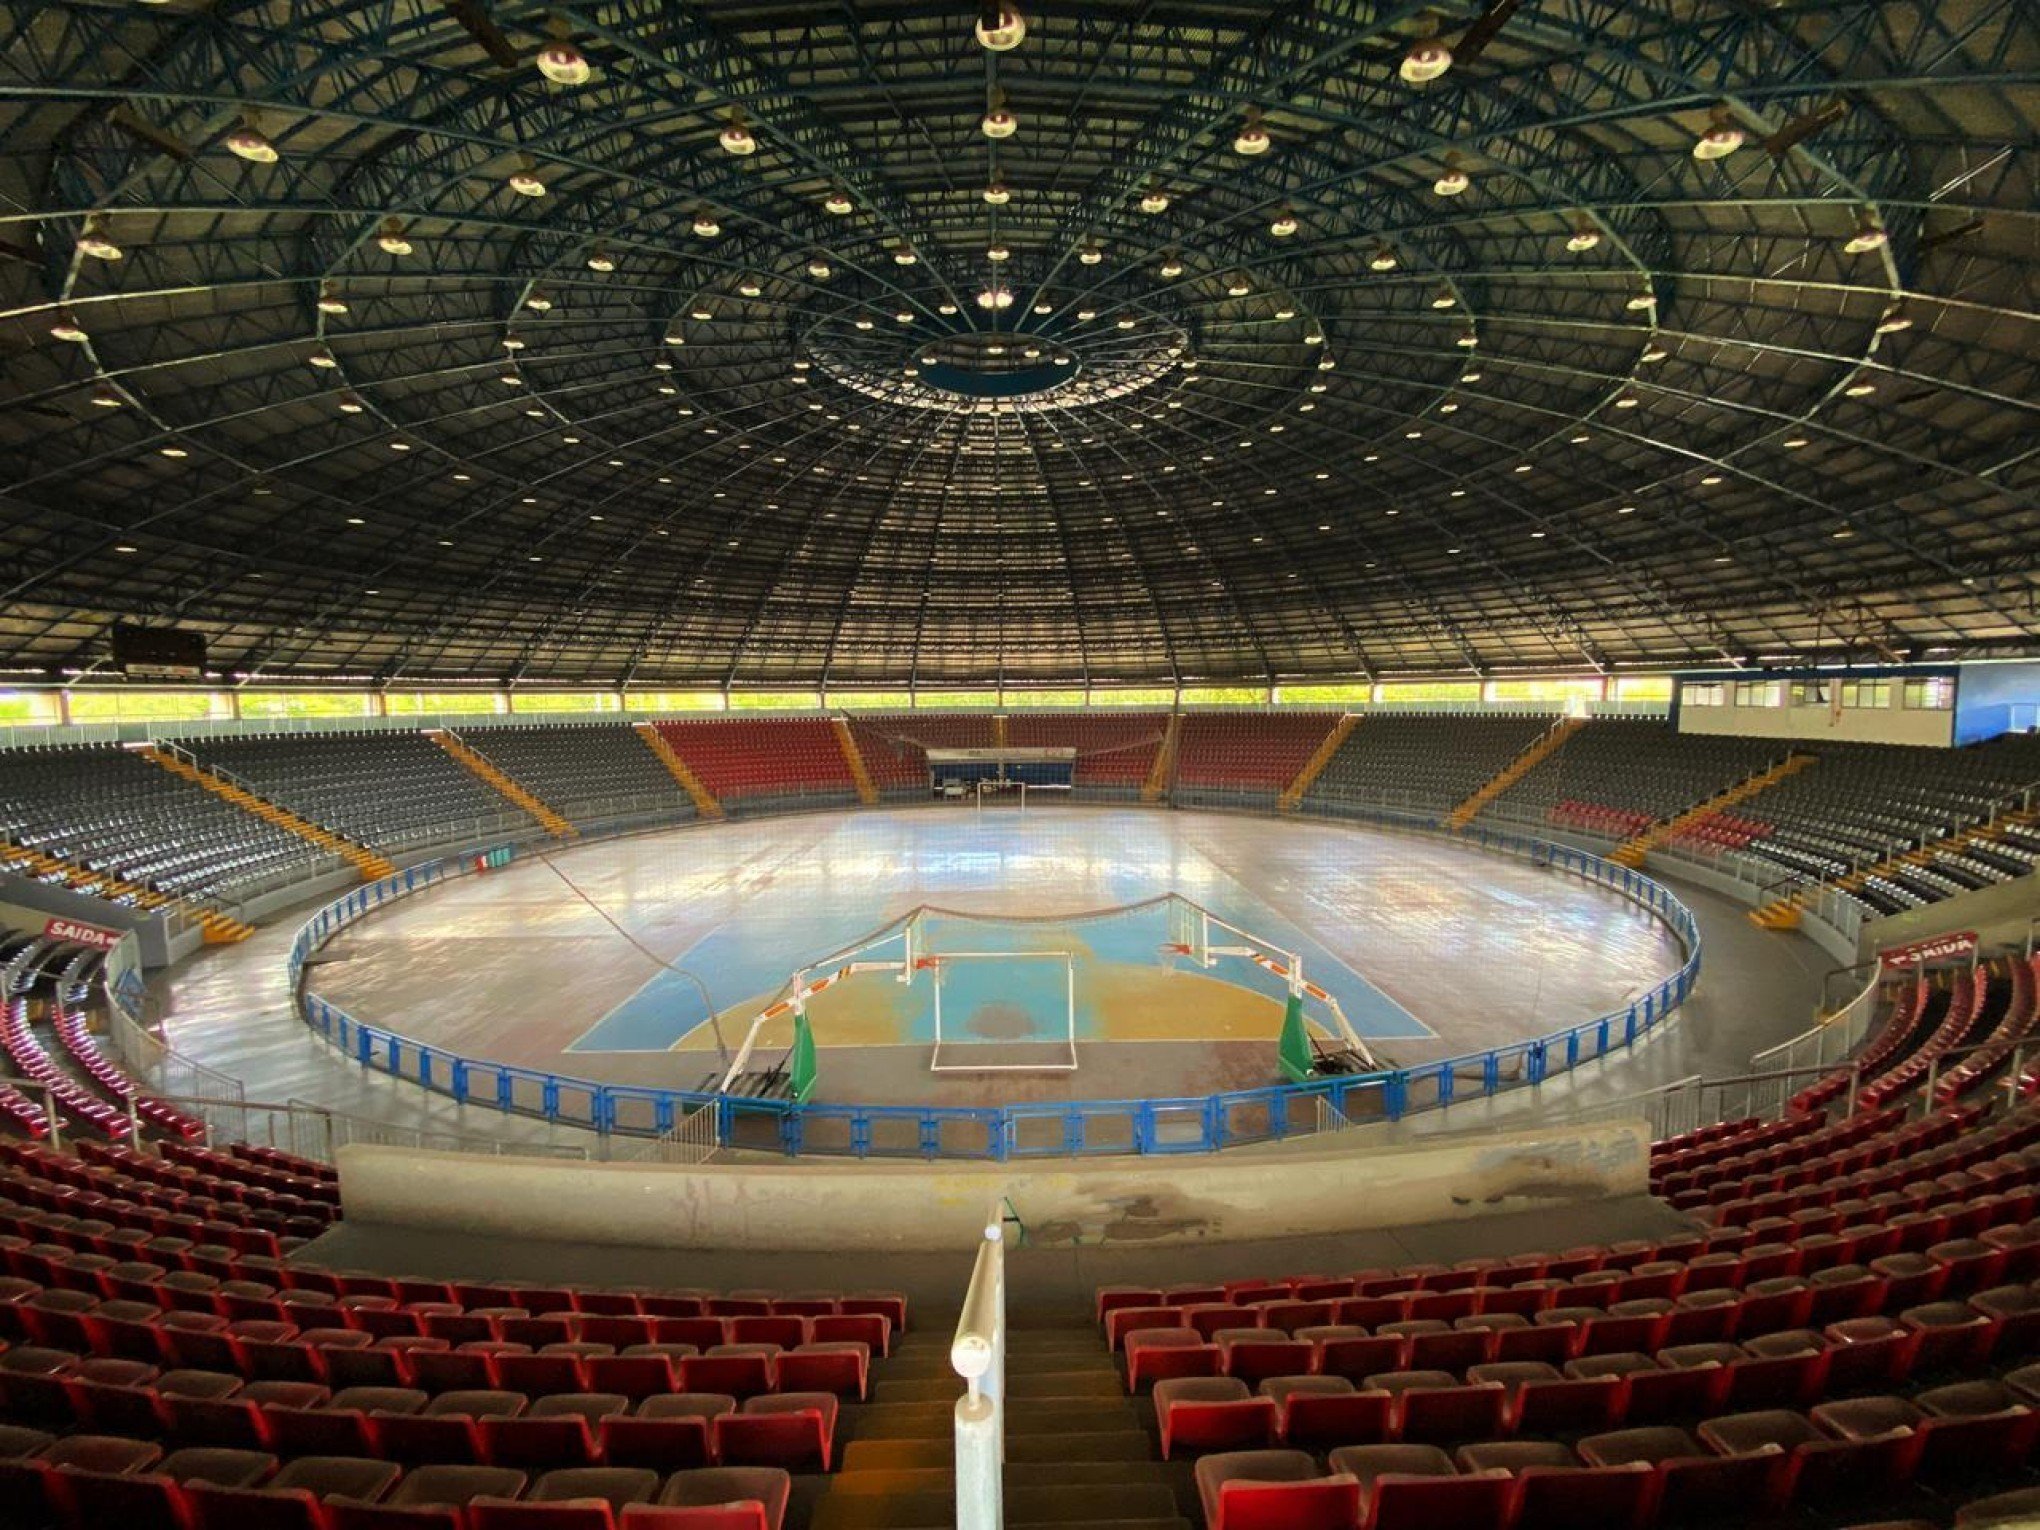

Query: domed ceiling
left=0, top=0, right=2034, bottom=688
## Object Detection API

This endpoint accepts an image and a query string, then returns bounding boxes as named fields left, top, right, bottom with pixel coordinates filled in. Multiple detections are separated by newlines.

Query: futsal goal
left=927, top=947, right=1079, bottom=1071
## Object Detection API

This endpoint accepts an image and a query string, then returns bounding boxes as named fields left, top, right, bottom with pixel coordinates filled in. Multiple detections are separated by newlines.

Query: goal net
left=927, top=949, right=1078, bottom=1072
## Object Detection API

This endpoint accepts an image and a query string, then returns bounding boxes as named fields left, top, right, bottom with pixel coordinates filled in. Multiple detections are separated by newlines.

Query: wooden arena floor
left=152, top=806, right=1833, bottom=1133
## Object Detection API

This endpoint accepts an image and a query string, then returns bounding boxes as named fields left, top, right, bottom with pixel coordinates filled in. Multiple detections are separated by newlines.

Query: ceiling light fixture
left=892, top=244, right=917, bottom=265
left=307, top=346, right=338, bottom=369
left=981, top=86, right=1018, bottom=139
left=1843, top=209, right=1888, bottom=254
left=338, top=392, right=366, bottom=413
left=500, top=333, right=526, bottom=350
left=1269, top=208, right=1299, bottom=237
left=1625, top=287, right=1656, bottom=311
left=738, top=274, right=763, bottom=296
left=507, top=157, right=547, bottom=198
left=1566, top=221, right=1601, bottom=252
left=1226, top=272, right=1251, bottom=296
left=976, top=285, right=1014, bottom=310
left=1875, top=306, right=1911, bottom=333
left=1399, top=26, right=1453, bottom=84
left=1078, top=244, right=1103, bottom=265
left=225, top=116, right=279, bottom=163
left=90, top=383, right=123, bottom=407
left=585, top=245, right=615, bottom=271
left=524, top=289, right=553, bottom=312
left=77, top=214, right=123, bottom=260
left=1433, top=153, right=1470, bottom=196
left=691, top=208, right=720, bottom=237
left=823, top=190, right=854, bottom=215
left=983, top=180, right=1011, bottom=205
left=1234, top=107, right=1271, bottom=156
left=806, top=256, right=833, bottom=279
left=377, top=218, right=412, bottom=255
left=718, top=109, right=756, bottom=156
left=986, top=242, right=1011, bottom=262
left=1368, top=244, right=1399, bottom=272
left=1692, top=107, right=1745, bottom=161
left=535, top=18, right=591, bottom=85
left=1159, top=254, right=1184, bottom=278
left=1430, top=286, right=1456, bottom=309
left=315, top=281, right=348, bottom=315
left=975, top=2, right=1026, bottom=51
left=1139, top=184, right=1170, bottom=214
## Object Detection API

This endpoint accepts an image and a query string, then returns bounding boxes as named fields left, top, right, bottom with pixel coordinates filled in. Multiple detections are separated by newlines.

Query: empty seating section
left=1007, top=712, right=1168, bottom=796
left=841, top=721, right=925, bottom=797
left=0, top=746, right=339, bottom=905
left=1175, top=714, right=1341, bottom=804
left=1709, top=734, right=2040, bottom=914
left=1476, top=721, right=1784, bottom=838
left=1303, top=715, right=1556, bottom=816
left=0, top=1139, right=907, bottom=1529
left=192, top=735, right=522, bottom=852
left=650, top=721, right=856, bottom=808
left=1106, top=1084, right=2040, bottom=1530
left=460, top=727, right=693, bottom=826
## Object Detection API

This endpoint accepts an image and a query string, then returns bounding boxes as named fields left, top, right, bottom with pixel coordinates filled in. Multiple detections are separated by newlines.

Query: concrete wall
left=337, top=1117, right=1651, bottom=1252
left=0, top=877, right=180, bottom=967
left=1679, top=697, right=1953, bottom=747
left=1860, top=876, right=2040, bottom=960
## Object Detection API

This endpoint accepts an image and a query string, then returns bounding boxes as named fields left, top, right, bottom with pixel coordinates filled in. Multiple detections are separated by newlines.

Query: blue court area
left=567, top=811, right=1432, bottom=1053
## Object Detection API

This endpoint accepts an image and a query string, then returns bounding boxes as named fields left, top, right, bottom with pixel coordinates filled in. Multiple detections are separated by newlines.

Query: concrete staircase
left=429, top=731, right=577, bottom=838
left=810, top=1322, right=1187, bottom=1530
left=633, top=723, right=724, bottom=819
left=0, top=836, right=252, bottom=943
left=1278, top=713, right=1359, bottom=812
left=138, top=744, right=395, bottom=882
left=1610, top=752, right=1812, bottom=870
left=1446, top=715, right=1585, bottom=829
left=1140, top=717, right=1181, bottom=805
left=833, top=719, right=881, bottom=807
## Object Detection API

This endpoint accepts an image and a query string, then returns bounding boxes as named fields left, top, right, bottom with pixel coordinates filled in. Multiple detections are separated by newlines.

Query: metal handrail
left=952, top=1202, right=1007, bottom=1530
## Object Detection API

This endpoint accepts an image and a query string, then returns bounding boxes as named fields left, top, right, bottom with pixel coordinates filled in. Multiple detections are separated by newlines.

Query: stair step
left=827, top=1463, right=1172, bottom=1496
left=842, top=1430, right=1155, bottom=1473
left=875, top=1371, right=1123, bottom=1405
left=852, top=1400, right=1143, bottom=1437
left=813, top=1484, right=1180, bottom=1530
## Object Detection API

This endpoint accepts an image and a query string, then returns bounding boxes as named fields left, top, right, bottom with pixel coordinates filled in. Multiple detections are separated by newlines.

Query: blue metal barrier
left=288, top=807, right=1703, bottom=1159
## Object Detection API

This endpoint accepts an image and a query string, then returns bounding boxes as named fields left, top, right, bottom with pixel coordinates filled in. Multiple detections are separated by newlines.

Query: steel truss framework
left=0, top=0, right=2034, bottom=687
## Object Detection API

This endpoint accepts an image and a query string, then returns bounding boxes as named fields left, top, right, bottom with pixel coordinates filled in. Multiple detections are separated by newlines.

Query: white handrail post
left=952, top=1207, right=1007, bottom=1530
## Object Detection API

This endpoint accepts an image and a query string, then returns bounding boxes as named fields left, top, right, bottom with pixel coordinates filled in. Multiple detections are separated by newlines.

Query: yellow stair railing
left=633, top=723, right=723, bottom=819
left=833, top=718, right=880, bottom=806
left=1140, top=715, right=1182, bottom=804
left=430, top=731, right=577, bottom=838
left=1611, top=752, right=1813, bottom=869
left=1446, top=715, right=1586, bottom=829
left=139, top=744, right=395, bottom=882
left=1279, top=714, right=1359, bottom=812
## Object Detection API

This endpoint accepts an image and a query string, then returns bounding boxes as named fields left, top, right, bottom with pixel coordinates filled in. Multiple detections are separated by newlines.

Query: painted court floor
left=295, top=806, right=1719, bottom=1107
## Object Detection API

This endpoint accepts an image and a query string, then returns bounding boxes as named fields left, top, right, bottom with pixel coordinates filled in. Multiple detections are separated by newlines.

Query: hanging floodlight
left=1433, top=153, right=1470, bottom=196
left=1139, top=184, right=1171, bottom=214
left=1369, top=244, right=1399, bottom=272
left=719, top=109, right=757, bottom=156
left=76, top=215, right=122, bottom=261
left=225, top=117, right=279, bottom=163
left=981, top=86, right=1018, bottom=139
left=975, top=2, right=1025, bottom=51
left=806, top=256, right=834, bottom=279
left=1078, top=244, right=1104, bottom=265
left=822, top=189, right=854, bottom=215
left=523, top=289, right=554, bottom=312
left=1158, top=253, right=1184, bottom=278
left=1692, top=108, right=1744, bottom=162
left=316, top=281, right=349, bottom=315
left=585, top=245, right=616, bottom=272
left=1566, top=221, right=1601, bottom=252
left=377, top=218, right=413, bottom=255
left=507, top=157, right=547, bottom=198
left=1399, top=30, right=1453, bottom=84
left=535, top=16, right=591, bottom=85
left=1269, top=208, right=1299, bottom=237
left=1233, top=107, right=1271, bottom=156
left=1843, top=209, right=1888, bottom=254
left=983, top=181, right=1011, bottom=205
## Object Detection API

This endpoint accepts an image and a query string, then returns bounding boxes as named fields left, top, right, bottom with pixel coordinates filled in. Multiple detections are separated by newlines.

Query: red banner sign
left=1880, top=930, right=1978, bottom=970
left=43, top=917, right=123, bottom=951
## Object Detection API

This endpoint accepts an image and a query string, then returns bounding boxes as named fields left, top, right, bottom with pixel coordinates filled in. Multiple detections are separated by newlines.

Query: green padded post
left=1277, top=991, right=1314, bottom=1084
left=789, top=1011, right=818, bottom=1103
